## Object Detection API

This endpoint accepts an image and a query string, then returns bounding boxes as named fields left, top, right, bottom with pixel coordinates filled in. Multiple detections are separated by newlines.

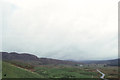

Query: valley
left=1, top=52, right=119, bottom=78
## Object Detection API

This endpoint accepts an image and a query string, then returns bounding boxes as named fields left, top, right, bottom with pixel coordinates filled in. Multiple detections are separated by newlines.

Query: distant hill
left=1, top=52, right=39, bottom=61
left=1, top=52, right=119, bottom=66
left=80, top=59, right=120, bottom=66
left=1, top=52, right=81, bottom=66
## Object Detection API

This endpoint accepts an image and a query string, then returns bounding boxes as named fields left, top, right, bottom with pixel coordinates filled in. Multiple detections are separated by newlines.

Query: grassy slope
left=2, top=62, right=43, bottom=78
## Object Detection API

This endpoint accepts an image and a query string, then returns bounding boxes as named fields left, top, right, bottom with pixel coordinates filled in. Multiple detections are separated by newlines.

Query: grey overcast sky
left=0, top=0, right=119, bottom=60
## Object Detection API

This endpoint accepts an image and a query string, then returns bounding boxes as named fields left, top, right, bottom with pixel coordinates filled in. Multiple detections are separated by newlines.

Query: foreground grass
left=2, top=62, right=43, bottom=78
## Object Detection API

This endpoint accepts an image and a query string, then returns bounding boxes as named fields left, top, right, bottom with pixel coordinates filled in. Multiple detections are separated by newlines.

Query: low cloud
left=1, top=0, right=118, bottom=60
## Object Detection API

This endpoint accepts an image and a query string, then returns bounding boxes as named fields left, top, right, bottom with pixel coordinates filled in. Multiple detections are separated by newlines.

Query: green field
left=34, top=66, right=98, bottom=78
left=2, top=61, right=119, bottom=78
left=2, top=62, right=43, bottom=78
left=2, top=61, right=99, bottom=78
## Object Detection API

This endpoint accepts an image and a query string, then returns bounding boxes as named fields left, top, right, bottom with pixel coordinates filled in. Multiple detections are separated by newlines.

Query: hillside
left=1, top=52, right=81, bottom=66
left=2, top=61, right=43, bottom=78
left=1, top=52, right=119, bottom=78
left=1, top=52, right=119, bottom=66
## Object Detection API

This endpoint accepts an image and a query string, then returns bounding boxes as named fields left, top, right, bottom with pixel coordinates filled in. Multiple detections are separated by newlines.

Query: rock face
left=1, top=52, right=81, bottom=65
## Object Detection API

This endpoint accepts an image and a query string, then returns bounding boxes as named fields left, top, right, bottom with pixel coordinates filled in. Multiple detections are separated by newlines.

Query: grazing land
left=2, top=61, right=119, bottom=78
left=34, top=66, right=98, bottom=78
left=2, top=61, right=98, bottom=78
